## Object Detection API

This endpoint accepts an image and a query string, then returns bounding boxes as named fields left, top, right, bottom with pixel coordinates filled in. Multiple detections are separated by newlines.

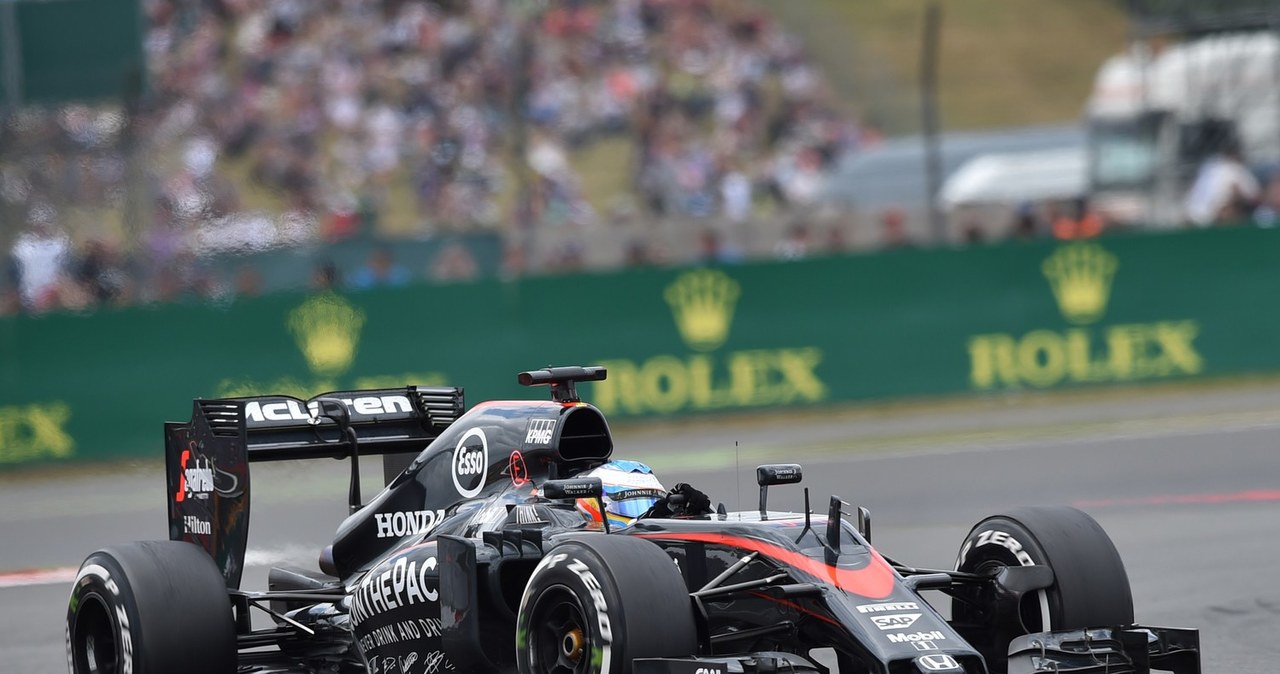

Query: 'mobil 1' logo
left=967, top=242, right=1203, bottom=389
left=216, top=292, right=448, bottom=398
left=591, top=268, right=827, bottom=415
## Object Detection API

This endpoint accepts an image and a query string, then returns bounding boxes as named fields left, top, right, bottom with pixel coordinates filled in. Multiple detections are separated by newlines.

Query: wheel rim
left=72, top=594, right=119, bottom=674
left=529, top=586, right=592, bottom=674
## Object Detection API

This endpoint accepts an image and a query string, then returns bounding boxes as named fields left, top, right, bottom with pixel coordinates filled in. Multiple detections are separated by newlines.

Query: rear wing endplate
left=165, top=386, right=464, bottom=588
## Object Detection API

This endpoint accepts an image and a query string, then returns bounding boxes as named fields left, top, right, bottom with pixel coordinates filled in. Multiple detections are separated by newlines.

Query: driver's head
left=575, top=460, right=666, bottom=527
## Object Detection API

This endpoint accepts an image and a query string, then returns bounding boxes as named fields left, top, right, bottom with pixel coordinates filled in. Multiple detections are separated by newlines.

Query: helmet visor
left=605, top=487, right=665, bottom=519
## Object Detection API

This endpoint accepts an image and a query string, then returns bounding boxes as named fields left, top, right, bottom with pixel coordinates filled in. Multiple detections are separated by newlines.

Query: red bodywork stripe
left=748, top=591, right=840, bottom=626
left=635, top=531, right=897, bottom=599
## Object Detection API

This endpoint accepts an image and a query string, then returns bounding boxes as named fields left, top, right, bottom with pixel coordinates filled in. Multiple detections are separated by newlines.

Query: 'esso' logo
left=451, top=428, right=489, bottom=498
left=457, top=450, right=484, bottom=475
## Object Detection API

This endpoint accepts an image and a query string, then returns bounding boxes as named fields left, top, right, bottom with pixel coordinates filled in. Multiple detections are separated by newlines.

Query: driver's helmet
left=575, top=459, right=666, bottom=527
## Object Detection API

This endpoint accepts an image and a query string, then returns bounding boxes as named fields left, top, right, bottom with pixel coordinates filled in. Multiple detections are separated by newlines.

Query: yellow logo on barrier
left=664, top=269, right=740, bottom=352
left=592, top=269, right=827, bottom=415
left=288, top=293, right=365, bottom=377
left=0, top=402, right=74, bottom=464
left=1041, top=243, right=1117, bottom=325
left=967, top=243, right=1203, bottom=390
left=217, top=294, right=446, bottom=398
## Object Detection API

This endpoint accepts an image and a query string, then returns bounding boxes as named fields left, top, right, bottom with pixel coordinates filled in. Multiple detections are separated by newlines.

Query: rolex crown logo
left=665, top=269, right=741, bottom=352
left=287, top=293, right=366, bottom=376
left=1042, top=243, right=1118, bottom=325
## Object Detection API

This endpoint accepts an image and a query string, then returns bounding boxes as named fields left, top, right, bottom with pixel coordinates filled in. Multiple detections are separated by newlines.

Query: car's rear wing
left=165, top=386, right=464, bottom=589
left=210, top=386, right=463, bottom=460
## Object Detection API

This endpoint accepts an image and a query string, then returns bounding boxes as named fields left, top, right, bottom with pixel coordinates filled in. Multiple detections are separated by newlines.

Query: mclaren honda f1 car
left=66, top=366, right=1200, bottom=674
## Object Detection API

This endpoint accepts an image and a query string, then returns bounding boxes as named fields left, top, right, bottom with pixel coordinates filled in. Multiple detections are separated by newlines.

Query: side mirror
left=757, top=464, right=802, bottom=518
left=541, top=477, right=610, bottom=533
left=541, top=477, right=603, bottom=501
left=757, top=464, right=802, bottom=486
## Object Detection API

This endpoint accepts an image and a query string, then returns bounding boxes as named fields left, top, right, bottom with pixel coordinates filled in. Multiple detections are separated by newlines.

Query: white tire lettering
left=974, top=529, right=1036, bottom=566
left=74, top=564, right=134, bottom=674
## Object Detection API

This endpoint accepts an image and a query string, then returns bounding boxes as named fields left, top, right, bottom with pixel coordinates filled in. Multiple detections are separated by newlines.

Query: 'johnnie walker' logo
left=664, top=269, right=740, bottom=351
left=287, top=293, right=366, bottom=376
left=1041, top=243, right=1117, bottom=325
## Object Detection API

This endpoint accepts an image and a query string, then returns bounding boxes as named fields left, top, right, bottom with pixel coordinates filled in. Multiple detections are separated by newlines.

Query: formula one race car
left=66, top=366, right=1199, bottom=674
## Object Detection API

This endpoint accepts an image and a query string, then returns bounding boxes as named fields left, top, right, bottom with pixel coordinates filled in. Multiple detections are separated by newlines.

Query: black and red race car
left=66, top=366, right=1199, bottom=674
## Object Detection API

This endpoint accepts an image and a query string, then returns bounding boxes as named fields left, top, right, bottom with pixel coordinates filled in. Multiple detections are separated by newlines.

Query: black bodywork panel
left=156, top=370, right=1199, bottom=674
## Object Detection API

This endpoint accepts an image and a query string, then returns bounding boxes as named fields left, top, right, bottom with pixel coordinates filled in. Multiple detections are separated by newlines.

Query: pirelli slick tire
left=67, top=540, right=236, bottom=674
left=952, top=506, right=1134, bottom=673
left=516, top=535, right=696, bottom=674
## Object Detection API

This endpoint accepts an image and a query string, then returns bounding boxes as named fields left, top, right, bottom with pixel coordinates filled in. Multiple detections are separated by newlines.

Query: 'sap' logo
left=871, top=613, right=920, bottom=630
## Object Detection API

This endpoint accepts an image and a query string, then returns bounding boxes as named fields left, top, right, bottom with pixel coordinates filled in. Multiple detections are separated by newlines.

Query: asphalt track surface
left=5, top=379, right=1280, bottom=673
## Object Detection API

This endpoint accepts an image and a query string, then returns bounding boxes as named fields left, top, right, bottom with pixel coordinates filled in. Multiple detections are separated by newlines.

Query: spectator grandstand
left=3, top=0, right=888, bottom=315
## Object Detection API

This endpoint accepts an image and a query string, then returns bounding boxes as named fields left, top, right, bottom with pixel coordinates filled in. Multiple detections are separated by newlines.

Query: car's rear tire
left=67, top=540, right=236, bottom=674
left=516, top=535, right=696, bottom=674
left=952, top=506, right=1133, bottom=673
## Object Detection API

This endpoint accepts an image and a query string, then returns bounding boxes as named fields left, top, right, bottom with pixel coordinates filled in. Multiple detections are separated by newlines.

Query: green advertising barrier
left=2, top=0, right=145, bottom=105
left=3, top=227, right=1279, bottom=466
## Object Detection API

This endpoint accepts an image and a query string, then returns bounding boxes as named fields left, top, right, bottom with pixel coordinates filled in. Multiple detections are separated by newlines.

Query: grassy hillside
left=767, top=0, right=1130, bottom=133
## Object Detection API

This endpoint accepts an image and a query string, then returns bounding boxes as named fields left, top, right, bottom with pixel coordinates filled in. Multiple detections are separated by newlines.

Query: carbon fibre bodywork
left=121, top=367, right=1199, bottom=674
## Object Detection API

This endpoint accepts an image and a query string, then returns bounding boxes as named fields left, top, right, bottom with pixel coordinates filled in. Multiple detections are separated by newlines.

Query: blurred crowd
left=1, top=0, right=883, bottom=316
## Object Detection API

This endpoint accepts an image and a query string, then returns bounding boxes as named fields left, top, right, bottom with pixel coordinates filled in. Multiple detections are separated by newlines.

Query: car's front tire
left=952, top=506, right=1134, bottom=674
left=516, top=535, right=696, bottom=674
left=67, top=540, right=236, bottom=674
